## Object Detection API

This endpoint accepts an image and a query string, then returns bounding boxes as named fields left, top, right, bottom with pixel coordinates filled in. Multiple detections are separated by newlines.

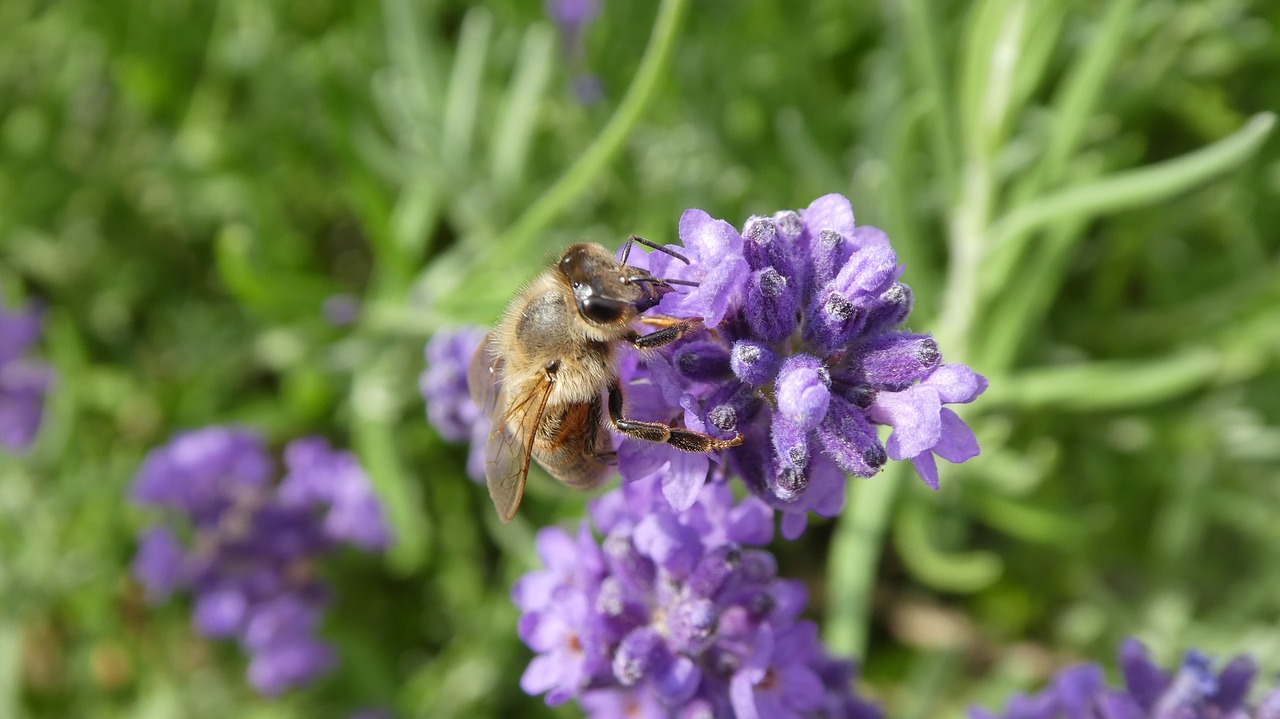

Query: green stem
left=497, top=0, right=689, bottom=254
left=988, top=112, right=1276, bottom=250
left=898, top=0, right=960, bottom=199
left=825, top=463, right=905, bottom=659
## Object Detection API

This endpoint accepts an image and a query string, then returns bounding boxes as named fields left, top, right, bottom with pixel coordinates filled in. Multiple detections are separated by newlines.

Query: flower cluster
left=546, top=0, right=604, bottom=103
left=131, top=426, right=390, bottom=695
left=420, top=195, right=986, bottom=538
left=420, top=326, right=490, bottom=483
left=618, top=194, right=986, bottom=536
left=1, top=298, right=54, bottom=453
left=971, top=638, right=1280, bottom=719
left=514, top=474, right=883, bottom=718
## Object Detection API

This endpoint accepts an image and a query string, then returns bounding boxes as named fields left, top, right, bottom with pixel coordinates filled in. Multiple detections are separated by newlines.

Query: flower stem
left=498, top=0, right=690, bottom=255
left=825, top=463, right=906, bottom=659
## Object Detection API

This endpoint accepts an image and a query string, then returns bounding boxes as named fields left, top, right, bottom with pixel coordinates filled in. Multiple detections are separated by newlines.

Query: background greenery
left=2, top=0, right=1278, bottom=716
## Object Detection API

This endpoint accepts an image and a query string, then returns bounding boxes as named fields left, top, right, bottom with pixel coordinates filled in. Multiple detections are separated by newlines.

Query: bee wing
left=467, top=333, right=501, bottom=420
left=482, top=374, right=555, bottom=523
left=468, top=339, right=556, bottom=522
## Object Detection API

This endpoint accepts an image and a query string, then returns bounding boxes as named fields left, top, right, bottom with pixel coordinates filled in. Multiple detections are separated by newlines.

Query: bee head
left=557, top=243, right=669, bottom=326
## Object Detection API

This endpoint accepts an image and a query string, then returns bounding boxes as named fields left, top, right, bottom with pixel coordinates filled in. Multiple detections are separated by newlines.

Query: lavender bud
left=744, top=267, right=801, bottom=343
left=686, top=545, right=741, bottom=598
left=742, top=216, right=778, bottom=270
left=708, top=404, right=737, bottom=432
left=851, top=334, right=940, bottom=389
left=1153, top=651, right=1217, bottom=715
left=701, top=382, right=762, bottom=439
left=673, top=340, right=732, bottom=382
left=772, top=418, right=809, bottom=469
left=613, top=627, right=663, bottom=686
left=862, top=282, right=914, bottom=335
left=745, top=588, right=776, bottom=620
left=811, top=228, right=853, bottom=290
left=773, top=466, right=809, bottom=501
left=1210, top=656, right=1257, bottom=710
left=668, top=598, right=718, bottom=654
left=773, top=210, right=803, bottom=243
left=803, top=289, right=867, bottom=356
left=737, top=550, right=777, bottom=584
left=730, top=341, right=779, bottom=387
left=831, top=244, right=897, bottom=300
left=603, top=529, right=656, bottom=593
left=816, top=396, right=886, bottom=477
left=775, top=354, right=831, bottom=430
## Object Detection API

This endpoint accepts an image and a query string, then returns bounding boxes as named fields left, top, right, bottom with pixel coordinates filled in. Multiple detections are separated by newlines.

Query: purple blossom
left=279, top=437, right=392, bottom=550
left=130, top=426, right=390, bottom=695
left=614, top=194, right=986, bottom=535
left=420, top=326, right=490, bottom=482
left=429, top=195, right=985, bottom=535
left=514, top=474, right=882, bottom=718
left=546, top=0, right=600, bottom=41
left=546, top=0, right=605, bottom=103
left=969, top=637, right=1280, bottom=719
left=0, top=299, right=53, bottom=453
left=322, top=294, right=361, bottom=327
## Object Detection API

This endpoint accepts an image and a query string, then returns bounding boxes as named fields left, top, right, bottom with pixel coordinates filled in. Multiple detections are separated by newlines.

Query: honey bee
left=468, top=236, right=743, bottom=522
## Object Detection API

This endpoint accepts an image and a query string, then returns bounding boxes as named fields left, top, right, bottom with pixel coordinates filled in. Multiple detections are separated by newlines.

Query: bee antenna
left=662, top=278, right=700, bottom=287
left=622, top=235, right=692, bottom=265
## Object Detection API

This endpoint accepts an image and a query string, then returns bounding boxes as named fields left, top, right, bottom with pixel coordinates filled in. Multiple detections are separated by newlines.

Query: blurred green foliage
left=1, top=0, right=1278, bottom=716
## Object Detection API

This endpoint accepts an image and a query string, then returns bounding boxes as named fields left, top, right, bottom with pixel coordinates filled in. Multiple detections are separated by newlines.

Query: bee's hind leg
left=606, top=381, right=741, bottom=452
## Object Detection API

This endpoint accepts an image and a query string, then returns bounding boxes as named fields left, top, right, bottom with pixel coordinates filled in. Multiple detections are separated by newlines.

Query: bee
left=468, top=236, right=743, bottom=522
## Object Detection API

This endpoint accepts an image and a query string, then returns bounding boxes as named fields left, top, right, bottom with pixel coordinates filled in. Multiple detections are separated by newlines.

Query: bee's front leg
left=606, top=381, right=741, bottom=452
left=628, top=317, right=704, bottom=350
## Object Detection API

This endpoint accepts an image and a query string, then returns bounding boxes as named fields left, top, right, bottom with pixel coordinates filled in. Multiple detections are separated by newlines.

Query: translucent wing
left=468, top=338, right=555, bottom=523
left=467, top=334, right=501, bottom=420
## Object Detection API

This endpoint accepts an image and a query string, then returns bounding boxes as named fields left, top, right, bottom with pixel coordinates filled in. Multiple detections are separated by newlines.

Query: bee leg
left=629, top=317, right=704, bottom=350
left=607, top=382, right=742, bottom=452
left=638, top=314, right=688, bottom=328
left=621, top=235, right=691, bottom=266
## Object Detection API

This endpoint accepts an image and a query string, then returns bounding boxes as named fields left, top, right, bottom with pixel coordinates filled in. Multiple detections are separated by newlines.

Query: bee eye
left=580, top=297, right=626, bottom=324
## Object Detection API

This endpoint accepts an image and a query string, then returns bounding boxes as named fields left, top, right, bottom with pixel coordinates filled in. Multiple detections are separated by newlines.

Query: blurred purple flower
left=130, top=426, right=390, bottom=695
left=322, top=294, right=361, bottom=327
left=571, top=73, right=605, bottom=105
left=617, top=194, right=986, bottom=536
left=421, top=326, right=490, bottom=482
left=969, top=637, right=1280, bottom=719
left=514, top=474, right=882, bottom=718
left=547, top=0, right=600, bottom=41
left=546, top=0, right=605, bottom=103
left=280, top=437, right=392, bottom=550
left=0, top=299, right=53, bottom=453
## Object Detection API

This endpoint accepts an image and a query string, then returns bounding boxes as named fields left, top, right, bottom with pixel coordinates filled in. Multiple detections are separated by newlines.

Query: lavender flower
left=0, top=299, right=54, bottom=453
left=546, top=0, right=605, bottom=104
left=425, top=196, right=984, bottom=535
left=513, top=474, right=883, bottom=718
left=420, top=326, right=490, bottom=482
left=547, top=0, right=600, bottom=45
left=322, top=294, right=361, bottom=327
left=970, top=638, right=1280, bottom=719
left=130, top=427, right=390, bottom=695
left=617, top=194, right=986, bottom=537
